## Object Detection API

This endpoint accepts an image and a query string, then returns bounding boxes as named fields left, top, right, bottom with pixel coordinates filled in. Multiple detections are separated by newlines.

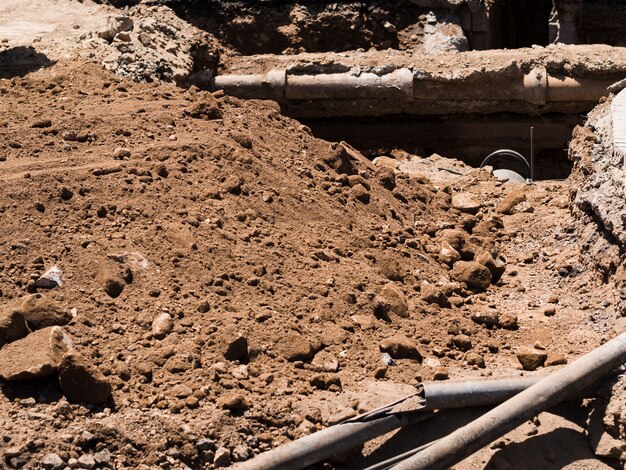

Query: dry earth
left=1, top=1, right=626, bottom=470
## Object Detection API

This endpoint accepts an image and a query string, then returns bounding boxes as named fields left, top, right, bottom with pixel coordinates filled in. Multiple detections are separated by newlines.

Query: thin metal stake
left=530, top=126, right=535, bottom=182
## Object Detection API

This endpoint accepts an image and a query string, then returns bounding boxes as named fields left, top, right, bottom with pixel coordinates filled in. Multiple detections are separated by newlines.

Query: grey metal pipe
left=233, top=376, right=541, bottom=470
left=392, top=331, right=626, bottom=470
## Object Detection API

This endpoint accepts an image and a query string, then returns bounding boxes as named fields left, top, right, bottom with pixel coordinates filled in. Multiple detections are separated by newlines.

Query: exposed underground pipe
left=391, top=331, right=626, bottom=470
left=233, top=376, right=541, bottom=470
left=211, top=66, right=615, bottom=106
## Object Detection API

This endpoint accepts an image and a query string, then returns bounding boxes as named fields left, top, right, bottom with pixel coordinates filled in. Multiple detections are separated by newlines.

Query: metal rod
left=530, top=126, right=535, bottom=181
left=391, top=332, right=626, bottom=470
left=233, top=376, right=541, bottom=470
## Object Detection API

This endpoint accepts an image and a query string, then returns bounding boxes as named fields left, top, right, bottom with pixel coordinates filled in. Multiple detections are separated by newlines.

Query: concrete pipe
left=211, top=66, right=614, bottom=107
left=285, top=68, right=414, bottom=100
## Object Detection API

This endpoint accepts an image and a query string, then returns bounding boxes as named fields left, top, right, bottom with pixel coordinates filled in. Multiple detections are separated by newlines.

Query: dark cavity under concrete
left=303, top=113, right=581, bottom=180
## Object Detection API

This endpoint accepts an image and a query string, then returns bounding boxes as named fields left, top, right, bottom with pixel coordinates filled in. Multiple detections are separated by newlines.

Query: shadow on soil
left=0, top=46, right=55, bottom=79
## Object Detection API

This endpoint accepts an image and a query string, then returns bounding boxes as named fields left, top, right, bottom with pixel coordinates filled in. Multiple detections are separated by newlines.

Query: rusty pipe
left=392, top=331, right=626, bottom=470
left=233, top=376, right=541, bottom=470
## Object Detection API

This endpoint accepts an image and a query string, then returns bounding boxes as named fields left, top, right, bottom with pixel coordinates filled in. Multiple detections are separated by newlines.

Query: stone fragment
left=222, top=175, right=242, bottom=195
left=34, top=266, right=64, bottom=288
left=0, top=309, right=30, bottom=348
left=32, top=119, right=52, bottom=128
left=420, top=281, right=449, bottom=307
left=438, top=229, right=473, bottom=259
left=375, top=283, right=408, bottom=318
left=542, top=306, right=557, bottom=317
left=351, top=183, right=370, bottom=203
left=545, top=353, right=568, bottom=366
left=223, top=334, right=248, bottom=362
left=496, top=190, right=527, bottom=215
left=99, top=271, right=125, bottom=298
left=470, top=308, right=500, bottom=328
left=378, top=255, right=406, bottom=282
left=0, top=326, right=72, bottom=381
left=466, top=352, right=485, bottom=368
left=439, top=241, right=461, bottom=266
left=475, top=249, right=506, bottom=283
left=516, top=347, right=547, bottom=371
left=217, top=393, right=249, bottom=411
left=450, top=261, right=492, bottom=291
left=42, top=453, right=64, bottom=469
left=186, top=98, right=222, bottom=120
left=152, top=312, right=173, bottom=339
left=277, top=333, right=314, bottom=362
left=77, top=454, right=96, bottom=469
left=94, top=449, right=111, bottom=466
left=451, top=193, right=481, bottom=214
left=450, top=334, right=472, bottom=352
left=112, top=147, right=131, bottom=160
left=379, top=335, right=422, bottom=360
left=58, top=351, right=112, bottom=404
left=214, top=447, right=231, bottom=467
left=498, top=313, right=518, bottom=330
left=15, top=294, right=72, bottom=330
left=433, top=367, right=449, bottom=380
left=375, top=166, right=396, bottom=190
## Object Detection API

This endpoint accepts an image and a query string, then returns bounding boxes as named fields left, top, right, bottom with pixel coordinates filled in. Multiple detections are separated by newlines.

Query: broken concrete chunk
left=34, top=266, right=64, bottom=289
left=0, top=326, right=72, bottom=381
left=58, top=351, right=112, bottom=404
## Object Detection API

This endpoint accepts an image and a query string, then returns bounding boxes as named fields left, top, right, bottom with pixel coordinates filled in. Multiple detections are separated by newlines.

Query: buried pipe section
left=211, top=66, right=615, bottom=106
left=233, top=376, right=541, bottom=470
left=391, top=331, right=626, bottom=470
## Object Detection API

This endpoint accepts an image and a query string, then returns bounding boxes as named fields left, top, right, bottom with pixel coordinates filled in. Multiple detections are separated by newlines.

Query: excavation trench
left=301, top=112, right=579, bottom=181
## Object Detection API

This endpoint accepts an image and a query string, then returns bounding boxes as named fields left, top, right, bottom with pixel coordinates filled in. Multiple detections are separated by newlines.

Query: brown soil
left=0, top=59, right=620, bottom=469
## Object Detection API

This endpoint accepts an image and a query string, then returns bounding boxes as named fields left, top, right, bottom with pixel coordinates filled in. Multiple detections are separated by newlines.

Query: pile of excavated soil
left=0, top=61, right=621, bottom=469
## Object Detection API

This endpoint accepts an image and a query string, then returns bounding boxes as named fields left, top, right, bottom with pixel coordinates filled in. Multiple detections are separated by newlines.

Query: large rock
left=420, top=281, right=449, bottom=307
left=278, top=333, right=315, bottom=362
left=516, top=347, right=547, bottom=371
left=496, top=190, right=527, bottom=215
left=475, top=250, right=506, bottom=283
left=58, top=351, right=112, bottom=404
left=379, top=335, right=422, bottom=360
left=0, top=327, right=72, bottom=381
left=0, top=310, right=30, bottom=348
left=375, top=283, right=409, bottom=318
left=451, top=193, right=481, bottom=214
left=14, top=294, right=72, bottom=330
left=450, top=261, right=492, bottom=291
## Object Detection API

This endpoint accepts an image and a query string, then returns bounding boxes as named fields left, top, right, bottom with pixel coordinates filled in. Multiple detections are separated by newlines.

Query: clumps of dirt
left=0, top=60, right=527, bottom=468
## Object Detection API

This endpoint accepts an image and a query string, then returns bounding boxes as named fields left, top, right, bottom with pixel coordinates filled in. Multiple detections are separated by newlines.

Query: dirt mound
left=0, top=60, right=523, bottom=468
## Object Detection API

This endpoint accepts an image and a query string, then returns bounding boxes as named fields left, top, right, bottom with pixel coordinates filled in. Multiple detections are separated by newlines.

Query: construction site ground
left=1, top=1, right=626, bottom=469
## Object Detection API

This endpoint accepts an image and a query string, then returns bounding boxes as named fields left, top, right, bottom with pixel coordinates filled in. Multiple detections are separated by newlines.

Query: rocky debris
left=374, top=283, right=409, bottom=318
left=58, top=351, right=112, bottom=404
left=214, top=447, right=232, bottom=467
left=12, top=294, right=72, bottom=330
left=351, top=183, right=370, bottom=203
left=42, top=453, right=65, bottom=469
left=223, top=334, right=249, bottom=362
left=545, top=353, right=568, bottom=366
left=451, top=192, right=481, bottom=214
left=450, top=334, right=472, bottom=352
left=475, top=249, right=506, bottom=283
left=217, top=393, right=249, bottom=411
left=379, top=335, right=422, bottom=360
left=420, top=281, right=449, bottom=307
left=466, top=352, right=485, bottom=368
left=439, top=241, right=461, bottom=265
left=152, top=312, right=173, bottom=339
left=438, top=229, right=474, bottom=259
left=185, top=97, right=223, bottom=120
left=98, top=268, right=126, bottom=298
left=0, top=309, right=30, bottom=348
left=450, top=261, right=492, bottom=291
left=278, top=333, right=315, bottom=362
left=0, top=327, right=72, bottom=381
left=34, top=266, right=64, bottom=289
left=497, top=190, right=528, bottom=215
left=516, top=347, right=548, bottom=371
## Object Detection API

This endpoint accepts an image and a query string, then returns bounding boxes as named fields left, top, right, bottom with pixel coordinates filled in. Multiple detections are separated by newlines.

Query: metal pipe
left=391, top=332, right=626, bottom=470
left=233, top=376, right=541, bottom=470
